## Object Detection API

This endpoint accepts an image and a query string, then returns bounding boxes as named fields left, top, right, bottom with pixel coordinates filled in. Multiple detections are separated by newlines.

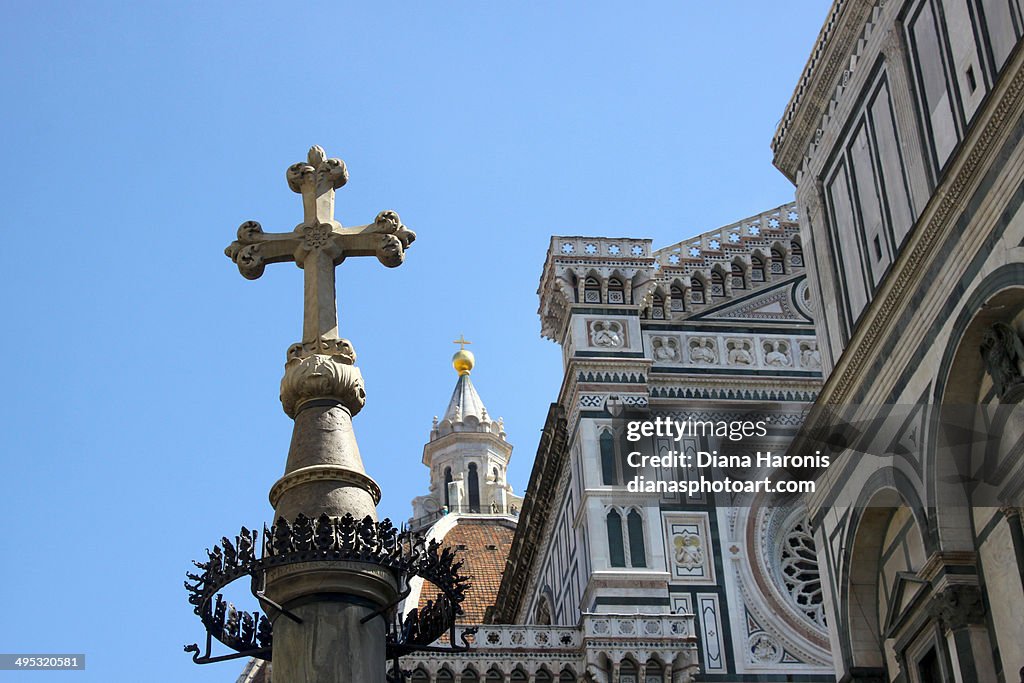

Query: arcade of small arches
left=557, top=239, right=803, bottom=321
left=401, top=654, right=684, bottom=683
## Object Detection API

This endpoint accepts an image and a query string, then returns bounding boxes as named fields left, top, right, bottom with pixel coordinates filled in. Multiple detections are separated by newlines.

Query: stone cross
left=225, top=146, right=416, bottom=354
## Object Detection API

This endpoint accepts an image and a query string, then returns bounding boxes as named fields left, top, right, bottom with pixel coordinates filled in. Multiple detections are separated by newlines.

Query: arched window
left=751, top=255, right=766, bottom=282
left=790, top=240, right=804, bottom=267
left=461, top=668, right=480, bottom=683
left=627, top=509, right=646, bottom=567
left=608, top=277, right=624, bottom=304
left=486, top=669, right=503, bottom=682
left=600, top=431, right=617, bottom=485
left=607, top=509, right=626, bottom=567
left=771, top=247, right=785, bottom=274
left=467, top=463, right=480, bottom=513
left=437, top=669, right=455, bottom=682
left=651, top=293, right=665, bottom=319
left=619, top=660, right=637, bottom=678
left=535, top=669, right=553, bottom=683
left=511, top=669, right=528, bottom=683
left=584, top=276, right=601, bottom=303
left=670, top=285, right=685, bottom=312
left=690, top=277, right=705, bottom=304
left=731, top=262, right=745, bottom=289
left=710, top=270, right=725, bottom=297
left=559, top=670, right=576, bottom=683
left=411, top=668, right=430, bottom=683
left=444, top=467, right=453, bottom=509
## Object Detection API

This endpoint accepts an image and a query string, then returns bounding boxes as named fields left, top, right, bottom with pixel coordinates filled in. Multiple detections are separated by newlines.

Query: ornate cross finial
left=452, top=335, right=472, bottom=350
left=224, top=146, right=417, bottom=417
left=225, top=145, right=416, bottom=353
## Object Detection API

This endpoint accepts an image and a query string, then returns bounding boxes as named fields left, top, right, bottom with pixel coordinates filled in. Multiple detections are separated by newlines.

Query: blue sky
left=0, top=3, right=829, bottom=680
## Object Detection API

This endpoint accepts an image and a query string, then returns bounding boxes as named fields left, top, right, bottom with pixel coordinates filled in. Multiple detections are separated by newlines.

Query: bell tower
left=410, top=340, right=522, bottom=528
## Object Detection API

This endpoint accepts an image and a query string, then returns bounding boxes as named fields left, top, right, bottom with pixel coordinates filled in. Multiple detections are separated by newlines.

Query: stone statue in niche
left=799, top=341, right=822, bottom=369
left=653, top=336, right=680, bottom=362
left=689, top=337, right=717, bottom=364
left=727, top=339, right=754, bottom=365
left=764, top=340, right=791, bottom=367
left=590, top=320, right=624, bottom=348
left=980, top=321, right=1024, bottom=399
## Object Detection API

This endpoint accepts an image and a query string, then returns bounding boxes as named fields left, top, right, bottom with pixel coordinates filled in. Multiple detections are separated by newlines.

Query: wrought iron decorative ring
left=184, top=512, right=471, bottom=665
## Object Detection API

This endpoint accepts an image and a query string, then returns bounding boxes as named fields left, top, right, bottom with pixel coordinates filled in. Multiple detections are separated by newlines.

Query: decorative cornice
left=772, top=0, right=878, bottom=182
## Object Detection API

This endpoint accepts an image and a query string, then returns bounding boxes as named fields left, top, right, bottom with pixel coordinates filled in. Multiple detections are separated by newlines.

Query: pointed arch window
left=751, top=255, right=766, bottom=282
left=608, top=277, right=624, bottom=304
left=559, top=671, right=576, bottom=683
left=438, top=669, right=455, bottom=683
left=584, top=277, right=601, bottom=303
left=486, top=669, right=503, bottom=683
left=461, top=668, right=480, bottom=683
left=627, top=509, right=647, bottom=568
left=600, top=430, right=618, bottom=485
left=670, top=285, right=685, bottom=312
left=731, top=263, right=746, bottom=290
left=710, top=270, right=725, bottom=297
left=607, top=507, right=647, bottom=568
left=444, top=467, right=453, bottom=509
left=650, top=293, right=665, bottom=319
left=411, top=668, right=430, bottom=683
left=771, top=248, right=785, bottom=274
left=690, top=278, right=705, bottom=304
left=790, top=240, right=804, bottom=267
left=467, top=463, right=480, bottom=513
left=535, top=670, right=553, bottom=683
left=511, top=670, right=528, bottom=683
left=607, top=509, right=626, bottom=567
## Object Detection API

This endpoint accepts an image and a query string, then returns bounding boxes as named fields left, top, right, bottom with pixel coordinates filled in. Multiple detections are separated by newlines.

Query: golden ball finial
left=452, top=335, right=474, bottom=375
left=453, top=349, right=475, bottom=375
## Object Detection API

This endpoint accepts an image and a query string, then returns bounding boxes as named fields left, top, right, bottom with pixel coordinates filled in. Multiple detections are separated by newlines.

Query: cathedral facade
left=239, top=1, right=1024, bottom=681
left=773, top=0, right=1024, bottom=681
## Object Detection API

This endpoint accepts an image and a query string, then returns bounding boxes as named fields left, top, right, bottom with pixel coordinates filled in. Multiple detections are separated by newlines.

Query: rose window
left=780, top=521, right=825, bottom=627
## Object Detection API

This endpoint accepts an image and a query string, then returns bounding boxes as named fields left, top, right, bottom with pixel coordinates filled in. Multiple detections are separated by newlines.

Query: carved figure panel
left=588, top=320, right=626, bottom=348
left=652, top=336, right=681, bottom=362
left=763, top=340, right=792, bottom=367
left=663, top=513, right=716, bottom=583
left=726, top=339, right=755, bottom=366
left=688, top=337, right=718, bottom=364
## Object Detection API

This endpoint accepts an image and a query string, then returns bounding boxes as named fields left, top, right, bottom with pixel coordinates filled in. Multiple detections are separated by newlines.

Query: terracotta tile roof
left=417, top=519, right=515, bottom=624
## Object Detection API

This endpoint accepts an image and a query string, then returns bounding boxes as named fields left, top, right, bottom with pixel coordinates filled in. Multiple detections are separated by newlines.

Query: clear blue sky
left=0, top=3, right=829, bottom=680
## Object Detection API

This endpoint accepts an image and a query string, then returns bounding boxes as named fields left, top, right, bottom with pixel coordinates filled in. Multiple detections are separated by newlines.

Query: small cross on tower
left=225, top=146, right=416, bottom=358
left=452, top=335, right=472, bottom=350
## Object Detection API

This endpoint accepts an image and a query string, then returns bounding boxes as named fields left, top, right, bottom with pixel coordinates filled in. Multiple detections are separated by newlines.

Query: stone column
left=931, top=584, right=997, bottom=683
left=263, top=355, right=397, bottom=683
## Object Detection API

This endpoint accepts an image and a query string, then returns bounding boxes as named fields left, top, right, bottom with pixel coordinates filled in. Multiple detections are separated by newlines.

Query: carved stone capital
left=930, top=584, right=986, bottom=630
left=286, top=337, right=356, bottom=364
left=280, top=354, right=366, bottom=418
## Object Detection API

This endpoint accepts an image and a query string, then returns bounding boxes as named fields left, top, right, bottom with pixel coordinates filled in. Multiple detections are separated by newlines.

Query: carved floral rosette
left=280, top=353, right=366, bottom=417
